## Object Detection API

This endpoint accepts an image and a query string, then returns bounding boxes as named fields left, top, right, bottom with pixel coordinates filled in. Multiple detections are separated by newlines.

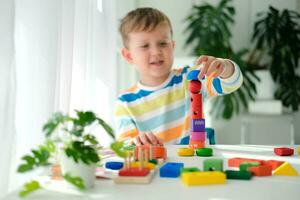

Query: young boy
left=114, top=7, right=243, bottom=146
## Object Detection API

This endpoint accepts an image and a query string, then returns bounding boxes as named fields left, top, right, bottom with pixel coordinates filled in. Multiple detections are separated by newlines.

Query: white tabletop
left=3, top=145, right=300, bottom=200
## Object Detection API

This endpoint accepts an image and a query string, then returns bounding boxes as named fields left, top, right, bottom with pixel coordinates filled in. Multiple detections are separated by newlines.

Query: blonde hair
left=119, top=7, right=173, bottom=47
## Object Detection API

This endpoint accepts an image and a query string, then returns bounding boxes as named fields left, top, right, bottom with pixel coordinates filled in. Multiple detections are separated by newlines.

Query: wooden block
left=298, top=147, right=300, bottom=155
left=228, top=157, right=264, bottom=168
left=190, top=94, right=203, bottom=119
left=248, top=165, right=272, bottom=176
left=203, top=158, right=223, bottom=171
left=105, top=161, right=124, bottom=170
left=273, top=162, right=298, bottom=176
left=177, top=147, right=194, bottom=156
left=119, top=167, right=150, bottom=177
left=130, top=161, right=156, bottom=170
left=262, top=160, right=284, bottom=171
left=239, top=162, right=260, bottom=171
left=181, top=171, right=226, bottom=186
left=191, top=119, right=205, bottom=132
left=225, top=170, right=252, bottom=180
left=196, top=148, right=213, bottom=157
left=189, top=140, right=205, bottom=149
left=181, top=167, right=200, bottom=174
left=160, top=162, right=184, bottom=178
left=135, top=145, right=167, bottom=160
left=114, top=169, right=156, bottom=184
left=190, top=132, right=206, bottom=141
left=189, top=80, right=202, bottom=93
left=187, top=70, right=200, bottom=81
left=274, top=147, right=294, bottom=156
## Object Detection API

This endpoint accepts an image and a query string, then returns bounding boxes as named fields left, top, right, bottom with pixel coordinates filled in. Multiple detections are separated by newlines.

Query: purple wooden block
left=191, top=119, right=205, bottom=132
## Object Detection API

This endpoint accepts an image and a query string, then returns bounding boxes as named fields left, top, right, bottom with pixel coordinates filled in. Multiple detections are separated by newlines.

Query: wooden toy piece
left=181, top=171, right=226, bottom=186
left=190, top=132, right=206, bottom=141
left=228, top=157, right=264, bottom=168
left=273, top=162, right=298, bottom=176
left=225, top=170, right=252, bottom=180
left=274, top=147, right=294, bottom=156
left=189, top=140, right=205, bottom=149
left=298, top=147, right=300, bottom=155
left=177, top=147, right=194, bottom=156
left=181, top=167, right=200, bottom=174
left=119, top=167, right=150, bottom=177
left=191, top=119, right=205, bottom=132
left=187, top=70, right=201, bottom=81
left=196, top=148, right=213, bottom=157
left=130, top=161, right=156, bottom=170
left=247, top=165, right=272, bottom=176
left=189, top=80, right=202, bottom=93
left=239, top=162, right=260, bottom=171
left=203, top=158, right=223, bottom=171
left=262, top=160, right=284, bottom=171
left=190, top=94, right=203, bottom=119
left=114, top=169, right=156, bottom=184
left=160, top=162, right=184, bottom=178
left=135, top=145, right=167, bottom=160
left=105, top=162, right=124, bottom=170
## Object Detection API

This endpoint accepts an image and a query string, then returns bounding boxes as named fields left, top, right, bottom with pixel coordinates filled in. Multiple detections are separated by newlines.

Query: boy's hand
left=195, top=55, right=234, bottom=80
left=131, top=132, right=163, bottom=146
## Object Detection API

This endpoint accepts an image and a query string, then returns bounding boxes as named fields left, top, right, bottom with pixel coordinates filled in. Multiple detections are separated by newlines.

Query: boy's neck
left=140, top=72, right=171, bottom=87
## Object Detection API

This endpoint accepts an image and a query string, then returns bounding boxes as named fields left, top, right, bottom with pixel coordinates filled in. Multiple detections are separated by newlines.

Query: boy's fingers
left=145, top=132, right=158, bottom=145
left=198, top=56, right=215, bottom=80
left=134, top=137, right=142, bottom=146
left=206, top=59, right=223, bottom=77
left=195, top=55, right=208, bottom=66
left=157, top=137, right=164, bottom=146
left=139, top=133, right=150, bottom=145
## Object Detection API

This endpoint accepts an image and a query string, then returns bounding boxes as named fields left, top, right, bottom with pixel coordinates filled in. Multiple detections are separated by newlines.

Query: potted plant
left=17, top=110, right=115, bottom=197
left=249, top=6, right=300, bottom=111
left=184, top=0, right=259, bottom=119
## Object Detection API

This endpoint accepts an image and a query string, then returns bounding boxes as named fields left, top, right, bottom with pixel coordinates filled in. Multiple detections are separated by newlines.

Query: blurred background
left=0, top=0, right=299, bottom=197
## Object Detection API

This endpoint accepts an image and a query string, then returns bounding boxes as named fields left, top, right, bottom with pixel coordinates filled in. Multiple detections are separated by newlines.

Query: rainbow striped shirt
left=114, top=63, right=243, bottom=144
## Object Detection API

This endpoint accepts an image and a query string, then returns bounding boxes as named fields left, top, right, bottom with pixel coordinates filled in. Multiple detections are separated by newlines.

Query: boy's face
left=121, top=23, right=175, bottom=86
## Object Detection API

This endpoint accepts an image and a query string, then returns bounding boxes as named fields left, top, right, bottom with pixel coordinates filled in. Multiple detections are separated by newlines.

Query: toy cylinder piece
left=190, top=93, right=203, bottom=108
left=190, top=132, right=206, bottom=141
left=189, top=80, right=202, bottom=93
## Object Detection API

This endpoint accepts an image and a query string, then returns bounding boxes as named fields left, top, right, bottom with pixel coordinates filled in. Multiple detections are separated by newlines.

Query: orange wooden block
left=248, top=165, right=272, bottom=176
left=262, top=160, right=284, bottom=171
left=228, top=157, right=264, bottom=168
left=135, top=145, right=167, bottom=160
left=189, top=140, right=205, bottom=149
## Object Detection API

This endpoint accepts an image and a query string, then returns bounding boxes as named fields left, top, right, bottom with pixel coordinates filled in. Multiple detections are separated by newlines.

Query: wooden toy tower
left=188, top=71, right=206, bottom=149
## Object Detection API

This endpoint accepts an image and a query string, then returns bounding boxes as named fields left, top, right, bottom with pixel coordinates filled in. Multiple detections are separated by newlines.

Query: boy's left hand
left=195, top=55, right=234, bottom=80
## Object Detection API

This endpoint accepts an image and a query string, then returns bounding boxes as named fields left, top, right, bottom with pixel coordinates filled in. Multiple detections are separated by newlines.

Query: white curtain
left=0, top=0, right=118, bottom=197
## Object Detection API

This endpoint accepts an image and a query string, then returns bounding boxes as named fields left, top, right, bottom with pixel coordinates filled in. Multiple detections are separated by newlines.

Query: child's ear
left=121, top=48, right=133, bottom=64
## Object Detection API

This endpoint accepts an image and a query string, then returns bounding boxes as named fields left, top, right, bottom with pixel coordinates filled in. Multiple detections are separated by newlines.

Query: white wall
left=116, top=0, right=300, bottom=144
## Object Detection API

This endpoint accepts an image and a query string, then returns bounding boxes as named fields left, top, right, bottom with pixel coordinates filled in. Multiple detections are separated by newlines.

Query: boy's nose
left=151, top=46, right=162, bottom=55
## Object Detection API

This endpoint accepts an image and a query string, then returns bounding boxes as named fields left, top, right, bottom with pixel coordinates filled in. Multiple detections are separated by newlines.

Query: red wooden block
left=228, top=157, right=264, bottom=168
left=190, top=93, right=203, bottom=119
left=119, top=167, right=150, bottom=177
left=189, top=81, right=202, bottom=94
left=274, top=147, right=294, bottom=156
left=248, top=165, right=272, bottom=176
left=262, top=160, right=284, bottom=171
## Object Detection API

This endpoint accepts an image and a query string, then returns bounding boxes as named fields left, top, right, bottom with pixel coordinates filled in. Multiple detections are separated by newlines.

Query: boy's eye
left=140, top=44, right=149, bottom=48
left=159, top=42, right=167, bottom=46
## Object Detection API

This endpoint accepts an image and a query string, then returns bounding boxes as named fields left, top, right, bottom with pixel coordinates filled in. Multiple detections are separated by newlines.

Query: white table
left=3, top=145, right=300, bottom=200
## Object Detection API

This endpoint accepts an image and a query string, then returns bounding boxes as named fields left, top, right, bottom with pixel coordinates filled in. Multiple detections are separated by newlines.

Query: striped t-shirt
left=114, top=63, right=243, bottom=144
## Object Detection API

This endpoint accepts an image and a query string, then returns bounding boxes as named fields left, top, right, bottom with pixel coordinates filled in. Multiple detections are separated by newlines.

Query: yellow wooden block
left=273, top=162, right=298, bottom=176
left=298, top=147, right=300, bottom=155
left=181, top=171, right=226, bottom=186
left=130, top=162, right=156, bottom=170
left=177, top=148, right=194, bottom=156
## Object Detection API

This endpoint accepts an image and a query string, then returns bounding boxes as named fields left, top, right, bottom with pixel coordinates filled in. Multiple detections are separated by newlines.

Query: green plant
left=184, top=0, right=259, bottom=119
left=17, top=110, right=115, bottom=197
left=250, top=6, right=300, bottom=111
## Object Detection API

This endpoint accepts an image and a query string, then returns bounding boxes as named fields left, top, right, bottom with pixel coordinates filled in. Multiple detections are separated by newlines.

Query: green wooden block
left=181, top=167, right=200, bottom=174
left=239, top=162, right=260, bottom=171
left=203, top=158, right=223, bottom=171
left=225, top=170, right=252, bottom=180
left=149, top=159, right=158, bottom=165
left=196, top=148, right=213, bottom=157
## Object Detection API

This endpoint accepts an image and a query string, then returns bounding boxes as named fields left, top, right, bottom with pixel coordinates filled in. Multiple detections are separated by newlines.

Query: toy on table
left=187, top=69, right=206, bottom=149
left=274, top=147, right=294, bottom=156
left=114, top=146, right=157, bottom=184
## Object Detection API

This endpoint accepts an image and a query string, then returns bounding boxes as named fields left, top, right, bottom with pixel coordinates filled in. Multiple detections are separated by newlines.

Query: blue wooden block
left=187, top=70, right=205, bottom=81
left=105, top=161, right=124, bottom=170
left=160, top=162, right=184, bottom=178
left=191, top=119, right=205, bottom=132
